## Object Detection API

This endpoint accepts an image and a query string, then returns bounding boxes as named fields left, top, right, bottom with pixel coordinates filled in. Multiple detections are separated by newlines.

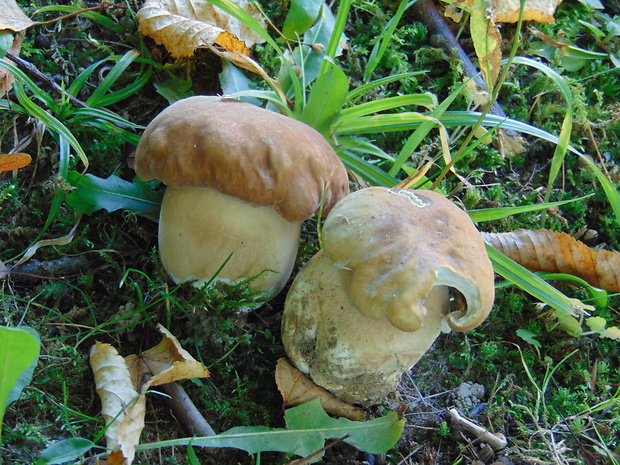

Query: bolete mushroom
left=134, top=96, right=349, bottom=295
left=281, top=187, right=495, bottom=405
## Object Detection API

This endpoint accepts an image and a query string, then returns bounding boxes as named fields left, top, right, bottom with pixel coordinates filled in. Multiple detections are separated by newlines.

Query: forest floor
left=1, top=0, right=620, bottom=464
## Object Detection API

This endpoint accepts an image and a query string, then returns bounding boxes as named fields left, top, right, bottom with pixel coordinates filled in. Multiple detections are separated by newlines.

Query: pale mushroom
left=134, top=96, right=349, bottom=295
left=281, top=187, right=495, bottom=405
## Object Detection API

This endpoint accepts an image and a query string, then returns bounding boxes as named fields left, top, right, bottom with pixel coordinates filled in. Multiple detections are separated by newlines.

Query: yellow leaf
left=482, top=229, right=620, bottom=293
left=0, top=0, right=34, bottom=31
left=447, top=0, right=563, bottom=23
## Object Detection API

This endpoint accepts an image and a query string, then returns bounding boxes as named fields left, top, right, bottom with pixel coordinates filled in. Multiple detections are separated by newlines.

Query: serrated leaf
left=65, top=172, right=163, bottom=220
left=137, top=399, right=404, bottom=462
left=285, top=399, right=404, bottom=455
left=600, top=327, right=620, bottom=340
left=586, top=316, right=607, bottom=332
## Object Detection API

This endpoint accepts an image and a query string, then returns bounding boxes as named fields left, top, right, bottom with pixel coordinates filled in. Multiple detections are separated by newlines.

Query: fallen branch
left=448, top=408, right=507, bottom=451
left=160, top=382, right=216, bottom=437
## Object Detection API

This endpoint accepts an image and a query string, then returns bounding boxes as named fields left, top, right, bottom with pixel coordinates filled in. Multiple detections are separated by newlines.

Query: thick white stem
left=159, top=186, right=301, bottom=294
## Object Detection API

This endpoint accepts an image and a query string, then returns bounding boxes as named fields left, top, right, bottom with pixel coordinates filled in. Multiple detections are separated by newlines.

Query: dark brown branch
left=6, top=52, right=88, bottom=109
left=413, top=0, right=507, bottom=119
left=160, top=382, right=217, bottom=437
left=4, top=256, right=89, bottom=282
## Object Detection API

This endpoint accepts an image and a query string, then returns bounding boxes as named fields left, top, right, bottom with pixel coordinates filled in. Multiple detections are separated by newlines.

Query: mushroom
left=134, top=96, right=349, bottom=295
left=281, top=187, right=495, bottom=405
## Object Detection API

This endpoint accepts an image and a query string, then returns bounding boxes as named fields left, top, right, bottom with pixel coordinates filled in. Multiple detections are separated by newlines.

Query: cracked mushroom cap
left=134, top=95, right=349, bottom=221
left=322, top=187, right=495, bottom=332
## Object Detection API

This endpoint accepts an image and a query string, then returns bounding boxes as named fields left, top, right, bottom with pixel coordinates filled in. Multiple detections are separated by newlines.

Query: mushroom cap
left=322, top=187, right=495, bottom=332
left=134, top=96, right=349, bottom=222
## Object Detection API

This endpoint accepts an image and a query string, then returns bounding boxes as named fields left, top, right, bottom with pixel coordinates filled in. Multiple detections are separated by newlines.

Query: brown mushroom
left=134, top=96, right=349, bottom=295
left=282, top=187, right=495, bottom=405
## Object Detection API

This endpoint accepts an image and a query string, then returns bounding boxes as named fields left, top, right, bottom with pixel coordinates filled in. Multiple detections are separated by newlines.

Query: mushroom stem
left=159, top=186, right=301, bottom=293
left=282, top=250, right=450, bottom=405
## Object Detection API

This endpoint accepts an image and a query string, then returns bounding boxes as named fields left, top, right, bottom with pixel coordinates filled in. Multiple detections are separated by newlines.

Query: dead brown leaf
left=0, top=0, right=34, bottom=31
left=90, top=324, right=210, bottom=464
left=482, top=229, right=620, bottom=293
left=0, top=152, right=32, bottom=172
left=90, top=342, right=145, bottom=465
left=0, top=0, right=34, bottom=96
left=275, top=358, right=366, bottom=422
left=136, top=0, right=266, bottom=59
left=124, top=324, right=210, bottom=392
left=446, top=0, right=563, bottom=24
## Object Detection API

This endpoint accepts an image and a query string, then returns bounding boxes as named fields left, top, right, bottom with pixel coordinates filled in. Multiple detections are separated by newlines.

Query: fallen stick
left=448, top=408, right=508, bottom=450
left=160, top=382, right=217, bottom=437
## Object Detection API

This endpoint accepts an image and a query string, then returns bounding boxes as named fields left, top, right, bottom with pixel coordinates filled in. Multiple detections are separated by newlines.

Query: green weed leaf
left=0, top=326, right=40, bottom=435
left=282, top=0, right=323, bottom=39
left=468, top=195, right=593, bottom=222
left=65, top=172, right=163, bottom=220
left=299, top=59, right=349, bottom=136
left=137, top=399, right=404, bottom=461
left=36, top=438, right=96, bottom=465
left=284, top=399, right=404, bottom=455
left=516, top=328, right=542, bottom=348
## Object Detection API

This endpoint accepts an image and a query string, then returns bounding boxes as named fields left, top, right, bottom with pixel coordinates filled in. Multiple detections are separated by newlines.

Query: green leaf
left=137, top=399, right=404, bottom=461
left=470, top=0, right=501, bottom=92
left=65, top=172, right=163, bottom=220
left=5, top=327, right=40, bottom=406
left=285, top=399, right=404, bottom=455
left=219, top=60, right=259, bottom=106
left=468, top=195, right=593, bottom=222
left=516, top=328, right=542, bottom=348
left=282, top=0, right=323, bottom=39
left=0, top=326, right=40, bottom=435
left=0, top=31, right=13, bottom=58
left=299, top=59, right=349, bottom=136
left=37, top=438, right=96, bottom=465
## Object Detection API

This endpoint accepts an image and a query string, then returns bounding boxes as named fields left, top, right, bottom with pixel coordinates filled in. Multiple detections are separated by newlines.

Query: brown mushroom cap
left=322, top=187, right=495, bottom=332
left=134, top=96, right=349, bottom=222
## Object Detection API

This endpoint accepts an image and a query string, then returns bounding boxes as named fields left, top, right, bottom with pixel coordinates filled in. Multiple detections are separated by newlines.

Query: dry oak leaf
left=90, top=324, right=210, bottom=464
left=136, top=0, right=266, bottom=59
left=482, top=229, right=620, bottom=293
left=275, top=358, right=366, bottom=422
left=90, top=342, right=146, bottom=465
left=445, top=0, right=563, bottom=23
